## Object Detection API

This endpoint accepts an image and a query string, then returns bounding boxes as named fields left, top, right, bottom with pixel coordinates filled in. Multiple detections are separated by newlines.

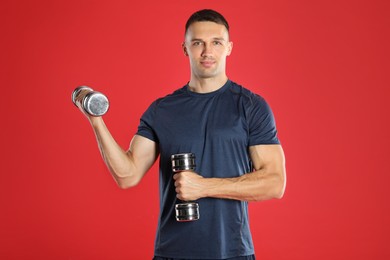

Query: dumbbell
left=171, top=153, right=200, bottom=222
left=72, top=86, right=109, bottom=116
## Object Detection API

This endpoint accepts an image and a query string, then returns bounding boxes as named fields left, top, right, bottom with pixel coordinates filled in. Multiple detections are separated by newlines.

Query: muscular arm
left=90, top=117, right=159, bottom=189
left=75, top=90, right=158, bottom=189
left=173, top=144, right=286, bottom=201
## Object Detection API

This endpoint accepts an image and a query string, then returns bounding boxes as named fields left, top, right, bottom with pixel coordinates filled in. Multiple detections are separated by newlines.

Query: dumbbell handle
left=72, top=86, right=109, bottom=117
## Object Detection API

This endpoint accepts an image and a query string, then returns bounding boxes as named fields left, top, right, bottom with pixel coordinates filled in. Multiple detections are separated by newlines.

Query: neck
left=188, top=75, right=229, bottom=93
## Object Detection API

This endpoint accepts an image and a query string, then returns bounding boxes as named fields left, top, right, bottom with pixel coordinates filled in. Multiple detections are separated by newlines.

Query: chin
left=197, top=70, right=219, bottom=79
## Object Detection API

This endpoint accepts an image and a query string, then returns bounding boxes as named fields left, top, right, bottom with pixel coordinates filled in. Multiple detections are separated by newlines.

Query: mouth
left=200, top=60, right=215, bottom=68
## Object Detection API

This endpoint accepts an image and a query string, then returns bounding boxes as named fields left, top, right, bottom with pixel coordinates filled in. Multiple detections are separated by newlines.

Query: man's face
left=183, top=21, right=233, bottom=80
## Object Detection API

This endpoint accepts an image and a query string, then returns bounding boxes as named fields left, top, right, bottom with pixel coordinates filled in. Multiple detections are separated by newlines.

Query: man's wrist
left=89, top=116, right=104, bottom=128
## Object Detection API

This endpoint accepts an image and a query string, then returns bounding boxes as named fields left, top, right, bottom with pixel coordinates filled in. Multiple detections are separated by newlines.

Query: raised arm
left=173, top=144, right=286, bottom=201
left=91, top=117, right=159, bottom=189
left=75, top=90, right=159, bottom=189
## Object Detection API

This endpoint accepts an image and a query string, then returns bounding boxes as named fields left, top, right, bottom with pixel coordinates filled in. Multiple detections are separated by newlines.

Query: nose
left=201, top=42, right=213, bottom=57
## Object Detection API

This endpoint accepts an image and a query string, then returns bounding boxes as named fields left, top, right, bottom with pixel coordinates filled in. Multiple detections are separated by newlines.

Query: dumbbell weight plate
left=72, top=86, right=93, bottom=106
left=83, top=91, right=109, bottom=116
left=171, top=153, right=196, bottom=172
left=175, top=202, right=200, bottom=222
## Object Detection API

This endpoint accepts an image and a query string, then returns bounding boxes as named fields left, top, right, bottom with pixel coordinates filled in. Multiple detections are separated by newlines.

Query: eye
left=192, top=41, right=203, bottom=46
left=213, top=41, right=222, bottom=45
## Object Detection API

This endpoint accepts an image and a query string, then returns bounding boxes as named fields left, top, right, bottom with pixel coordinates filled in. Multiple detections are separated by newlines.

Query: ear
left=227, top=41, right=233, bottom=56
left=182, top=42, right=189, bottom=56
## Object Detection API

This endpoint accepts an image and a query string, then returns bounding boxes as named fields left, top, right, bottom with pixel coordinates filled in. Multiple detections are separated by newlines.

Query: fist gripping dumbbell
left=72, top=86, right=109, bottom=116
left=171, top=153, right=200, bottom=222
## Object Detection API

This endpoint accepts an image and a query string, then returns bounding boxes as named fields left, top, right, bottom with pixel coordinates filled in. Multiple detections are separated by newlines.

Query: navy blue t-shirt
left=137, top=80, right=279, bottom=259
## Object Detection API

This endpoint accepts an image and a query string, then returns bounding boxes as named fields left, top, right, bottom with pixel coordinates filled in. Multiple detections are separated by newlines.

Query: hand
left=173, top=171, right=205, bottom=201
left=74, top=89, right=101, bottom=123
left=74, top=88, right=91, bottom=115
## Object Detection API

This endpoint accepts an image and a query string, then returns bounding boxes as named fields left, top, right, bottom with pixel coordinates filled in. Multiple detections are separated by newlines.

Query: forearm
left=174, top=166, right=286, bottom=202
left=202, top=169, right=285, bottom=202
left=177, top=145, right=287, bottom=202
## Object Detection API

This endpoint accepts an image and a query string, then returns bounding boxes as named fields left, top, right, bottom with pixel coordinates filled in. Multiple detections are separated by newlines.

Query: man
left=75, top=9, right=286, bottom=260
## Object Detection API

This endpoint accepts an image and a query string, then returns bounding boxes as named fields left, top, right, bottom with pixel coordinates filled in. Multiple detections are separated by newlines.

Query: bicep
left=249, top=144, right=285, bottom=174
left=248, top=144, right=286, bottom=199
left=127, top=134, right=159, bottom=176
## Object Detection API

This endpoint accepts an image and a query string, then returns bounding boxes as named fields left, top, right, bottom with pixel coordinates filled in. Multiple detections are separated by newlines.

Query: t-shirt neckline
left=185, top=79, right=231, bottom=98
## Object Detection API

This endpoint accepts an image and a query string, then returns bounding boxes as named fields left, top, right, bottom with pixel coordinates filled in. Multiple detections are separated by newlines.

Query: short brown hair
left=185, top=9, right=229, bottom=35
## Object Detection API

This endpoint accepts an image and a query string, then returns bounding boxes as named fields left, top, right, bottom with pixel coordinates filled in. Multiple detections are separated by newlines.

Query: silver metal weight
left=172, top=153, right=196, bottom=172
left=72, top=86, right=109, bottom=116
left=175, top=202, right=200, bottom=222
left=171, top=153, right=200, bottom=222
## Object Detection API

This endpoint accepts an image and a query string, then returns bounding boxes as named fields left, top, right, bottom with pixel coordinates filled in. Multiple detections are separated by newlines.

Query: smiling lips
left=200, top=60, right=215, bottom=68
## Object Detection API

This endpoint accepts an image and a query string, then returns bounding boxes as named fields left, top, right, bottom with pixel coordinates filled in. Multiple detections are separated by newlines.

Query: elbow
left=258, top=183, right=284, bottom=201
left=117, top=181, right=133, bottom=190
left=250, top=173, right=286, bottom=202
left=254, top=188, right=284, bottom=201
left=115, top=175, right=141, bottom=190
left=274, top=186, right=285, bottom=199
left=265, top=172, right=286, bottom=200
left=274, top=172, right=286, bottom=199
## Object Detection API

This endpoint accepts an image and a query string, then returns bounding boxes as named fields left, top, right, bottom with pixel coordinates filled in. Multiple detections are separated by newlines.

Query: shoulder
left=141, top=85, right=186, bottom=119
left=151, top=85, right=188, bottom=108
left=228, top=80, right=268, bottom=108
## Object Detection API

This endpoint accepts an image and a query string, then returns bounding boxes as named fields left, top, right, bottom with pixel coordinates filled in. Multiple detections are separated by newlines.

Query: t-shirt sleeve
left=136, top=100, right=159, bottom=143
left=248, top=94, right=280, bottom=146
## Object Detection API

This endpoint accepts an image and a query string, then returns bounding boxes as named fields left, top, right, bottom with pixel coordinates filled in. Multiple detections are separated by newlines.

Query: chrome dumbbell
left=171, top=153, right=200, bottom=222
left=72, top=86, right=109, bottom=116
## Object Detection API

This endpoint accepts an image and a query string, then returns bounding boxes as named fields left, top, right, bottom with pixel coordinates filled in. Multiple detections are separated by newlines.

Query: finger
left=74, top=89, right=90, bottom=106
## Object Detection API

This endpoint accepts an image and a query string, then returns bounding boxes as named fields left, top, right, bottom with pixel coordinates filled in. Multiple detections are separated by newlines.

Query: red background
left=1, top=0, right=389, bottom=259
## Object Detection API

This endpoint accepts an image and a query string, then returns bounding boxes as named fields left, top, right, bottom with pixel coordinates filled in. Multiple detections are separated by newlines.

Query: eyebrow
left=190, top=37, right=227, bottom=42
